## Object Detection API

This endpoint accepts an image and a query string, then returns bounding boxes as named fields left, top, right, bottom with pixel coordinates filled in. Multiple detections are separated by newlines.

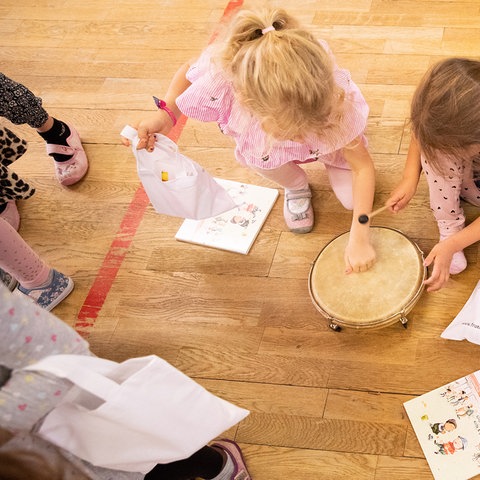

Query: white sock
left=449, top=250, right=467, bottom=275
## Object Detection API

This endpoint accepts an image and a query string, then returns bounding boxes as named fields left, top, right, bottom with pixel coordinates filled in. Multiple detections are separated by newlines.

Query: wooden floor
left=2, top=0, right=480, bottom=478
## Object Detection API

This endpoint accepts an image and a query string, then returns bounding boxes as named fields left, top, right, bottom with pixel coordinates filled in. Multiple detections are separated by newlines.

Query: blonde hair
left=410, top=58, right=480, bottom=173
left=212, top=5, right=342, bottom=140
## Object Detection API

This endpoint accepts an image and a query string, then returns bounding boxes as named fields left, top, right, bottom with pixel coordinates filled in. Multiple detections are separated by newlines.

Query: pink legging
left=0, top=218, right=50, bottom=288
left=421, top=154, right=480, bottom=236
left=252, top=161, right=353, bottom=209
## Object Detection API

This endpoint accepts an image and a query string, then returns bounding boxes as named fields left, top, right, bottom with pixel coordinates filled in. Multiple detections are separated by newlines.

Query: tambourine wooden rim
left=308, top=226, right=427, bottom=329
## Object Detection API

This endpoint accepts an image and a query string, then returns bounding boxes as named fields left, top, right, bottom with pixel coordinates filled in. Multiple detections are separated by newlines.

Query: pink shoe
left=46, top=123, right=89, bottom=186
left=0, top=201, right=20, bottom=231
left=284, top=187, right=314, bottom=234
left=211, top=439, right=252, bottom=480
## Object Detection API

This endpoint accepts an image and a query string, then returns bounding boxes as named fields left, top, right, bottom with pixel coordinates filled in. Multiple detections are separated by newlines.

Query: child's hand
left=344, top=239, right=376, bottom=274
left=387, top=178, right=417, bottom=213
left=423, top=241, right=455, bottom=291
left=121, top=110, right=174, bottom=151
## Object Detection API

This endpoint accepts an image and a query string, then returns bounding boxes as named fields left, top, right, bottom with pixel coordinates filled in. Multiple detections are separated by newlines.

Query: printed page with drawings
left=175, top=178, right=279, bottom=254
left=404, top=371, right=480, bottom=480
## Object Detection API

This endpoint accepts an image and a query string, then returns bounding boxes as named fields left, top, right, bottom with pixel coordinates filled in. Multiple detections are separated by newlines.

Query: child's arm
left=387, top=135, right=422, bottom=212
left=424, top=221, right=480, bottom=291
left=342, top=138, right=376, bottom=273
left=121, top=60, right=194, bottom=150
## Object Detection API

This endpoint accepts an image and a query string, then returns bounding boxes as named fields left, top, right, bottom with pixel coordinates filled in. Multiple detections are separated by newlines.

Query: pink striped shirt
left=176, top=40, right=369, bottom=170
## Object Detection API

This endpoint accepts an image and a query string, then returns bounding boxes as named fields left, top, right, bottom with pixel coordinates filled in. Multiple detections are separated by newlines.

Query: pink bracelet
left=153, top=96, right=177, bottom=126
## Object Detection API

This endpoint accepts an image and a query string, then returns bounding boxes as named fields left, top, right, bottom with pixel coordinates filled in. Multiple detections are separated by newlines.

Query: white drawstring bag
left=121, top=125, right=236, bottom=219
left=24, top=354, right=249, bottom=473
left=441, top=280, right=480, bottom=345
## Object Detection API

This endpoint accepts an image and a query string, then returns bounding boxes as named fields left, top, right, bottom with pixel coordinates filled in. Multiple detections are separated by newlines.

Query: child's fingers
left=391, top=196, right=407, bottom=212
left=146, top=134, right=156, bottom=152
left=423, top=256, right=450, bottom=292
left=344, top=257, right=353, bottom=274
left=389, top=201, right=401, bottom=213
left=424, top=275, right=445, bottom=292
left=136, top=138, right=147, bottom=150
left=423, top=252, right=434, bottom=268
left=136, top=126, right=150, bottom=150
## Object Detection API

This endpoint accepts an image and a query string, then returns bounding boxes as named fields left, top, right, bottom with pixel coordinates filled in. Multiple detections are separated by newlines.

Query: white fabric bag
left=24, top=354, right=249, bottom=473
left=121, top=125, right=236, bottom=219
left=441, top=280, right=480, bottom=344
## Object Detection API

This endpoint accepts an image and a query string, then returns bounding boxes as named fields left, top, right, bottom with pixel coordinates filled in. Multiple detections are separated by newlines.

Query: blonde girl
left=388, top=58, right=480, bottom=291
left=123, top=5, right=377, bottom=273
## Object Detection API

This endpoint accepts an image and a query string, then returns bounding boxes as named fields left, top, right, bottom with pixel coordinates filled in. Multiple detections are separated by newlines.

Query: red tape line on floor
left=74, top=1, right=243, bottom=337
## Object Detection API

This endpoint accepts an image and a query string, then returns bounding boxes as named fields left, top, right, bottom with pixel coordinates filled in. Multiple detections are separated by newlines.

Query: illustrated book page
left=175, top=178, right=279, bottom=254
left=404, top=371, right=480, bottom=480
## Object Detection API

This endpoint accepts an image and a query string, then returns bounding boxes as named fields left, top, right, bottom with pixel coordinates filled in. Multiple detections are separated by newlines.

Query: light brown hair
left=410, top=57, right=480, bottom=173
left=0, top=427, right=88, bottom=480
left=0, top=450, right=63, bottom=480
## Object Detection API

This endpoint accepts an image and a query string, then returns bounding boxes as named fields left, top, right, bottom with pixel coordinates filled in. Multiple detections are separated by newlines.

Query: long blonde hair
left=212, top=5, right=342, bottom=141
left=410, top=58, right=480, bottom=173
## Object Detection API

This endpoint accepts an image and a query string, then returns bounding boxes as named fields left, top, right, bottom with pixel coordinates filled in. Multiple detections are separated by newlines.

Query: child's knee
left=335, top=190, right=354, bottom=210
left=325, top=166, right=353, bottom=209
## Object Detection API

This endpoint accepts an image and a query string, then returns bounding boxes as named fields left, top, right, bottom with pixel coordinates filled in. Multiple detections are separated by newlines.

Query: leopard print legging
left=0, top=72, right=50, bottom=207
left=0, top=127, right=35, bottom=208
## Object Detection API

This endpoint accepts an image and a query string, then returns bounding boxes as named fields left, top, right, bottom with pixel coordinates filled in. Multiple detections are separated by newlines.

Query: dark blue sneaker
left=17, top=269, right=74, bottom=311
left=0, top=268, right=18, bottom=291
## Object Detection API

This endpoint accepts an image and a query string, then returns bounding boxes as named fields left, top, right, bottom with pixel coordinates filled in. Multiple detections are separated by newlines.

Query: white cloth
left=25, top=354, right=249, bottom=473
left=441, top=280, right=480, bottom=344
left=121, top=126, right=236, bottom=219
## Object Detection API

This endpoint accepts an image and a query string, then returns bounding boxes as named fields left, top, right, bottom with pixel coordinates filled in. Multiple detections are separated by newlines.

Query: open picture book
left=175, top=178, right=279, bottom=254
left=404, top=370, right=480, bottom=480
